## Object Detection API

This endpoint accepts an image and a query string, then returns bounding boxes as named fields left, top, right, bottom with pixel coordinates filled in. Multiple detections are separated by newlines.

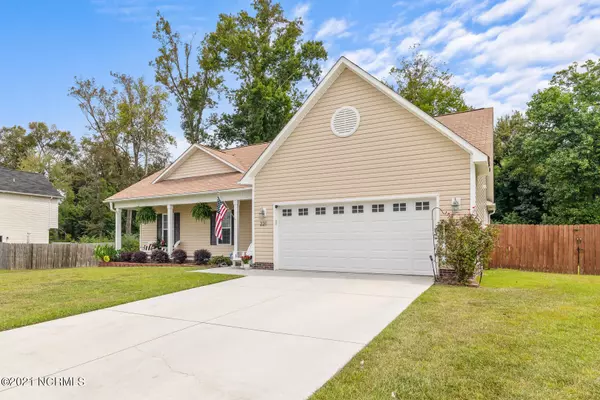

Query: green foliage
left=386, top=45, right=470, bottom=116
left=494, top=60, right=600, bottom=225
left=94, top=244, right=119, bottom=261
left=121, top=234, right=140, bottom=253
left=171, top=249, right=187, bottom=264
left=435, top=215, right=498, bottom=284
left=203, top=0, right=327, bottom=145
left=78, top=235, right=112, bottom=243
left=208, top=255, right=233, bottom=266
left=136, top=207, right=157, bottom=224
left=191, top=203, right=212, bottom=221
left=150, top=249, right=170, bottom=263
left=151, top=12, right=222, bottom=144
left=194, top=249, right=212, bottom=265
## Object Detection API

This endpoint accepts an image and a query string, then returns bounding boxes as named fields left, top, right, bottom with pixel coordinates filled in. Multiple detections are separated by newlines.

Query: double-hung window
left=219, top=211, right=232, bottom=245
left=162, top=214, right=168, bottom=241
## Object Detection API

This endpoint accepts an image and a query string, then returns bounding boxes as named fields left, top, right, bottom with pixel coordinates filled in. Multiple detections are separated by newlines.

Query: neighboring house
left=106, top=57, right=494, bottom=275
left=0, top=166, right=61, bottom=244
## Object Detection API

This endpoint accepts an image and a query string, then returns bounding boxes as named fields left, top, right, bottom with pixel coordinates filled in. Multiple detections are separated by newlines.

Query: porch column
left=167, top=204, right=174, bottom=254
left=115, top=208, right=122, bottom=250
left=233, top=199, right=240, bottom=255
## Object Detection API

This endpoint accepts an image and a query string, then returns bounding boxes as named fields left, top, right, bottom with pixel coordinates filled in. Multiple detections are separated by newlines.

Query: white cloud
left=477, top=0, right=531, bottom=24
left=167, top=133, right=188, bottom=160
left=342, top=47, right=394, bottom=78
left=316, top=18, right=351, bottom=39
left=293, top=2, right=311, bottom=20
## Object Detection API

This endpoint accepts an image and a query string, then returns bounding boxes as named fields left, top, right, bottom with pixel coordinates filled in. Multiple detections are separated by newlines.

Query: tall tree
left=492, top=112, right=547, bottom=224
left=0, top=125, right=31, bottom=169
left=524, top=59, right=600, bottom=224
left=69, top=73, right=173, bottom=234
left=151, top=12, right=222, bottom=145
left=386, top=45, right=470, bottom=116
left=206, top=0, right=327, bottom=145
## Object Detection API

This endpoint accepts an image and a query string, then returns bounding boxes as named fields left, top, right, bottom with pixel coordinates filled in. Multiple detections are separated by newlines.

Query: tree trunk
left=126, top=209, right=133, bottom=235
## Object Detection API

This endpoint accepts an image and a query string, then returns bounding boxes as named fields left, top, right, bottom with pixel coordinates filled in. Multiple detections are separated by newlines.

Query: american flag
left=214, top=196, right=229, bottom=241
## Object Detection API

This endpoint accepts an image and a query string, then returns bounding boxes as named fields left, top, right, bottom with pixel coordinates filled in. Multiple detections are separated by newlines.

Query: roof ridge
left=0, top=166, right=45, bottom=176
left=435, top=108, right=490, bottom=118
left=224, top=142, right=271, bottom=151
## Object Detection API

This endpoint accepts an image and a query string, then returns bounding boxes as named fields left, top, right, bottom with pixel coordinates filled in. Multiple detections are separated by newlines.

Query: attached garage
left=275, top=197, right=437, bottom=275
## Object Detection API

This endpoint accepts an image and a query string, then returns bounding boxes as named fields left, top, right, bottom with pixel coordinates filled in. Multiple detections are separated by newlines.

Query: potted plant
left=241, top=255, right=252, bottom=269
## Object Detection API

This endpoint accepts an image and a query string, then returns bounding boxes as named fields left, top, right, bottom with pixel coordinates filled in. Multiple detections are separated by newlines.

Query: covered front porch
left=110, top=189, right=253, bottom=260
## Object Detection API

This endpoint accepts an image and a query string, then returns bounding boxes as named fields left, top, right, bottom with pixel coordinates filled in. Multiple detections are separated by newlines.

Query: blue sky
left=1, top=0, right=599, bottom=158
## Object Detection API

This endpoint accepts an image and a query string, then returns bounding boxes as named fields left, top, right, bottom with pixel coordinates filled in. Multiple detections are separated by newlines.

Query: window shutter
left=156, top=214, right=162, bottom=241
left=174, top=213, right=180, bottom=243
left=210, top=211, right=216, bottom=245
left=231, top=211, right=234, bottom=246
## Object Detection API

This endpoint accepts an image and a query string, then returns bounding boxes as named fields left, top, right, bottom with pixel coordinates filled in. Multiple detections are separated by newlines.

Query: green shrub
left=79, top=235, right=112, bottom=244
left=435, top=214, right=499, bottom=284
left=194, top=249, right=212, bottom=265
left=131, top=251, right=147, bottom=263
left=150, top=249, right=170, bottom=263
left=121, top=234, right=139, bottom=252
left=94, top=244, right=118, bottom=261
left=171, top=249, right=187, bottom=264
left=208, top=255, right=232, bottom=266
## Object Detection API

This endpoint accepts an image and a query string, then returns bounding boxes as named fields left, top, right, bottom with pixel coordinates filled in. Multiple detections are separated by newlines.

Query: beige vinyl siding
left=165, top=148, right=235, bottom=180
left=0, top=193, right=58, bottom=244
left=138, top=200, right=252, bottom=257
left=253, top=68, right=472, bottom=263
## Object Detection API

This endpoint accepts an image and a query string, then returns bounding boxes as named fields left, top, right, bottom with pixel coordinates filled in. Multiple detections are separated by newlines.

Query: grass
left=311, top=269, right=600, bottom=400
left=0, top=267, right=239, bottom=332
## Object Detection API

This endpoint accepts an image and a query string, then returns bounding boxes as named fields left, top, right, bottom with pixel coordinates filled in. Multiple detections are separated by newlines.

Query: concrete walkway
left=0, top=268, right=432, bottom=400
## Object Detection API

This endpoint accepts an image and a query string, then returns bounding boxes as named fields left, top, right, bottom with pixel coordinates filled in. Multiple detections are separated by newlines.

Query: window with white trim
left=162, top=214, right=168, bottom=241
left=315, top=207, right=326, bottom=215
left=218, top=211, right=232, bottom=245
left=352, top=205, right=364, bottom=214
left=282, top=209, right=292, bottom=217
left=298, top=208, right=309, bottom=216
left=372, top=204, right=385, bottom=212
left=416, top=201, right=430, bottom=211
left=333, top=206, right=344, bottom=215
left=393, top=203, right=407, bottom=212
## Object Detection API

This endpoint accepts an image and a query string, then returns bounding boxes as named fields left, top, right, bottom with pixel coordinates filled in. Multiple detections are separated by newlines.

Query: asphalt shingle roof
left=0, top=166, right=61, bottom=197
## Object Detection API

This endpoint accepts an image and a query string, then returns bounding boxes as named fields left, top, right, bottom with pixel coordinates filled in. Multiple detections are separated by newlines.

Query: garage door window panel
left=372, top=204, right=385, bottom=212
left=416, top=201, right=430, bottom=211
left=298, top=208, right=309, bottom=216
left=315, top=207, right=326, bottom=215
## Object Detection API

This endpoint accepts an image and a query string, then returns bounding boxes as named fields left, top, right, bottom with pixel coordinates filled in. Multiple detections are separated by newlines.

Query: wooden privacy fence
left=0, top=243, right=98, bottom=270
left=490, top=224, right=600, bottom=275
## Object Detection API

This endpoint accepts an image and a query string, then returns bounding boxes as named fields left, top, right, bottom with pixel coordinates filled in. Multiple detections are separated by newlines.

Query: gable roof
left=0, top=166, right=61, bottom=198
left=435, top=108, right=494, bottom=160
left=106, top=142, right=269, bottom=202
left=239, top=57, right=489, bottom=184
left=153, top=143, right=246, bottom=183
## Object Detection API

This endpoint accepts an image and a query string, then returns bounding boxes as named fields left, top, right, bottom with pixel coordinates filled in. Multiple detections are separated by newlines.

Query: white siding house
left=0, top=167, right=61, bottom=244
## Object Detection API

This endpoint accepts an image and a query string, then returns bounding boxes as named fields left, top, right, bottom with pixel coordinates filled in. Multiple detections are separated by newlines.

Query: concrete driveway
left=0, top=268, right=432, bottom=400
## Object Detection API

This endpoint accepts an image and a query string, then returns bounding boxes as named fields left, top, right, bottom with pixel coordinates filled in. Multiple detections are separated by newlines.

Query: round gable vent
left=330, top=106, right=360, bottom=137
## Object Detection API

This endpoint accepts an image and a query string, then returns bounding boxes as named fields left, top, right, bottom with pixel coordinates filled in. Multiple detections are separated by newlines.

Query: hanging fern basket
left=192, top=203, right=213, bottom=222
left=136, top=206, right=157, bottom=224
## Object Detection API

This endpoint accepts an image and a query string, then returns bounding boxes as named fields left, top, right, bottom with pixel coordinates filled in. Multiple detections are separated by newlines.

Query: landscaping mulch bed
left=99, top=261, right=202, bottom=267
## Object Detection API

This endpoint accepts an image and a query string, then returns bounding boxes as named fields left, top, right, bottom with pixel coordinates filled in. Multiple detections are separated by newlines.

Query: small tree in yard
left=435, top=215, right=498, bottom=284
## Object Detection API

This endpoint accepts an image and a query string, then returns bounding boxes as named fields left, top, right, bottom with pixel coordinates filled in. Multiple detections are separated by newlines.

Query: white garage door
left=276, top=198, right=436, bottom=275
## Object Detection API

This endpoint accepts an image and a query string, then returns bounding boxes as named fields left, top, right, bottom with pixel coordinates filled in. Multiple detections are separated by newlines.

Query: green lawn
left=312, top=269, right=600, bottom=400
left=0, top=267, right=239, bottom=332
